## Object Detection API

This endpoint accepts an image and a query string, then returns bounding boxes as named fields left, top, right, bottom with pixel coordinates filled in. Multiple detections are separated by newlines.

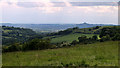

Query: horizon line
left=0, top=23, right=118, bottom=25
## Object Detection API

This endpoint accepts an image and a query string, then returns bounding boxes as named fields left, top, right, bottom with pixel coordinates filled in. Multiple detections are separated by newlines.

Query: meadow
left=2, top=41, right=118, bottom=66
left=51, top=33, right=97, bottom=43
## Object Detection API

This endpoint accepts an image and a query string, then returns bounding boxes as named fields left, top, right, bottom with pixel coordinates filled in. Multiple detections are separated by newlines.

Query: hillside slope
left=44, top=26, right=115, bottom=43
left=51, top=33, right=96, bottom=43
left=3, top=41, right=118, bottom=66
left=2, top=26, right=38, bottom=45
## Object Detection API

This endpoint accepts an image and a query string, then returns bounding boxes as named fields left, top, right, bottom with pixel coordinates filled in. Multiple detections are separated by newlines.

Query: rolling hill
left=43, top=26, right=111, bottom=44
left=2, top=26, right=40, bottom=45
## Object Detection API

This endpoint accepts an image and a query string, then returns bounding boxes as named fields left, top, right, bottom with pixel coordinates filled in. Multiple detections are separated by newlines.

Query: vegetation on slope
left=2, top=26, right=120, bottom=52
left=2, top=26, right=42, bottom=45
left=51, top=33, right=96, bottom=43
left=46, top=26, right=102, bottom=36
left=2, top=25, right=120, bottom=67
left=2, top=41, right=118, bottom=66
left=45, top=26, right=119, bottom=44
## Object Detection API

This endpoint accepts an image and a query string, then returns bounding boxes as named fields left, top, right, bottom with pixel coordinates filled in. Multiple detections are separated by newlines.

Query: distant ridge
left=2, top=23, right=114, bottom=32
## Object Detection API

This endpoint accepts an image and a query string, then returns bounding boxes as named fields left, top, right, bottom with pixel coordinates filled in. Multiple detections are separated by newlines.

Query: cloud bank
left=0, top=0, right=118, bottom=25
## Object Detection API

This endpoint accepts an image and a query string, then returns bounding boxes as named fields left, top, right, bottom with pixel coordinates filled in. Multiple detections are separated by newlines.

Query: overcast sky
left=0, top=0, right=119, bottom=24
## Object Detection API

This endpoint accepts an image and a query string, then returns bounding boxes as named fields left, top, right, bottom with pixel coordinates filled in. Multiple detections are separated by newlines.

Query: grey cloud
left=7, top=2, right=118, bottom=8
left=17, top=2, right=45, bottom=8
left=53, top=2, right=118, bottom=7
left=70, top=2, right=118, bottom=6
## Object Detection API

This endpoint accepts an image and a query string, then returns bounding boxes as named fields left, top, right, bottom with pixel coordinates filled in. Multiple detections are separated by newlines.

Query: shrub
left=3, top=39, right=53, bottom=52
left=60, top=41, right=71, bottom=47
left=22, top=38, right=51, bottom=51
left=71, top=40, right=78, bottom=45
left=78, top=35, right=88, bottom=43
left=100, top=35, right=110, bottom=42
left=50, top=45, right=57, bottom=49
left=100, top=26, right=120, bottom=41
left=112, top=33, right=120, bottom=41
left=92, top=35, right=98, bottom=40
left=2, top=43, right=22, bottom=52
left=78, top=60, right=90, bottom=67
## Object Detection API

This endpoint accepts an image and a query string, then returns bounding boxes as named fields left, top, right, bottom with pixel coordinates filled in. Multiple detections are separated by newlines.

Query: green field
left=2, top=41, right=118, bottom=66
left=51, top=33, right=97, bottom=43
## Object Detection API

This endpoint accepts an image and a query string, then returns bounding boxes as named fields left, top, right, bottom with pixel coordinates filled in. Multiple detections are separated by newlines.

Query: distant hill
left=47, top=26, right=114, bottom=36
left=76, top=23, right=114, bottom=28
left=2, top=23, right=114, bottom=33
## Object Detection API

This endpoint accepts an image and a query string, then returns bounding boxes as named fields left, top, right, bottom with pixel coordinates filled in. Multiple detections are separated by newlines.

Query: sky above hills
left=0, top=0, right=119, bottom=25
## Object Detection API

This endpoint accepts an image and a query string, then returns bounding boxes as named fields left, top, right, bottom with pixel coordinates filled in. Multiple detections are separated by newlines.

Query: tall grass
left=2, top=41, right=118, bottom=66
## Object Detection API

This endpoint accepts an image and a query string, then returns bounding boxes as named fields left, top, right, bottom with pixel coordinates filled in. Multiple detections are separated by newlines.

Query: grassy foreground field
left=2, top=41, right=118, bottom=66
left=51, top=33, right=96, bottom=43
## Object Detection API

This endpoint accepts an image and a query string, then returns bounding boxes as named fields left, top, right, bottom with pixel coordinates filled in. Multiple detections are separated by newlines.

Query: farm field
left=51, top=33, right=98, bottom=43
left=2, top=41, right=118, bottom=66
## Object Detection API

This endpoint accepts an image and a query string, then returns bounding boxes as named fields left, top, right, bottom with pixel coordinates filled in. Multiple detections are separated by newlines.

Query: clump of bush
left=2, top=43, right=22, bottom=52
left=71, top=35, right=98, bottom=45
left=61, top=60, right=89, bottom=67
left=71, top=40, right=78, bottom=45
left=2, top=38, right=55, bottom=52
left=100, top=26, right=120, bottom=42
left=22, top=38, right=51, bottom=51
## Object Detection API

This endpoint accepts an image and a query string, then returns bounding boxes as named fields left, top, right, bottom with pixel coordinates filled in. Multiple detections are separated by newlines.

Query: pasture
left=2, top=41, right=118, bottom=66
left=51, top=33, right=97, bottom=43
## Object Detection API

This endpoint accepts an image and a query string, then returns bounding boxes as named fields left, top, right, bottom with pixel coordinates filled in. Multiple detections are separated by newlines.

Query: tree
left=100, top=35, right=110, bottom=42
left=71, top=40, right=78, bottom=45
left=78, top=35, right=88, bottom=43
left=94, top=26, right=100, bottom=29
left=73, top=27, right=79, bottom=30
left=22, top=38, right=51, bottom=51
left=99, top=26, right=120, bottom=41
left=92, top=35, right=98, bottom=40
left=112, top=33, right=120, bottom=41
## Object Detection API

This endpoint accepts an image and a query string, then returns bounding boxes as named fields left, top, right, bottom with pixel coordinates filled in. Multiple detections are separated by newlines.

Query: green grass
left=2, top=41, right=118, bottom=66
left=51, top=33, right=96, bottom=43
